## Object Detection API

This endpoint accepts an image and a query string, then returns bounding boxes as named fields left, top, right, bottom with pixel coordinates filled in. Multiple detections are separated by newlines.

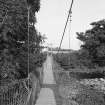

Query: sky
left=36, top=0, right=105, bottom=50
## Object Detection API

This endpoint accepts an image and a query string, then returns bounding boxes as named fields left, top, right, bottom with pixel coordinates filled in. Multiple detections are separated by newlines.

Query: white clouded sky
left=36, top=0, right=105, bottom=50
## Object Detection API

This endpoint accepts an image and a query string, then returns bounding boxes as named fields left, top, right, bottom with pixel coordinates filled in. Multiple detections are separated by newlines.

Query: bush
left=75, top=86, right=105, bottom=105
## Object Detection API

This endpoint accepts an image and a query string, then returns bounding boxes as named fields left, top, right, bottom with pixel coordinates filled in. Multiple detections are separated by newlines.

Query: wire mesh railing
left=0, top=78, right=32, bottom=105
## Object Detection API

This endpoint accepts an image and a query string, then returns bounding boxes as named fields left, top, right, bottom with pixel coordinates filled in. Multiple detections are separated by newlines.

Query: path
left=35, top=55, right=56, bottom=105
left=43, top=55, right=56, bottom=84
left=35, top=88, right=56, bottom=105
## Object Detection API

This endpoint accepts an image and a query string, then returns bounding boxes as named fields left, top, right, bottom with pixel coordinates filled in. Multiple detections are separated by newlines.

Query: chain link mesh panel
left=0, top=79, right=31, bottom=105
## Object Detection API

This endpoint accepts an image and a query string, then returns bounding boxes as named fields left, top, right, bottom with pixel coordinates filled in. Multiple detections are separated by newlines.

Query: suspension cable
left=69, top=15, right=72, bottom=49
left=27, top=6, right=30, bottom=79
left=26, top=3, right=31, bottom=105
left=57, top=0, right=74, bottom=53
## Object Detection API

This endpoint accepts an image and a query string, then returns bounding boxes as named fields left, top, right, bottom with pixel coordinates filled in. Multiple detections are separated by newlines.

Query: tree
left=0, top=0, right=44, bottom=80
left=77, top=19, right=105, bottom=67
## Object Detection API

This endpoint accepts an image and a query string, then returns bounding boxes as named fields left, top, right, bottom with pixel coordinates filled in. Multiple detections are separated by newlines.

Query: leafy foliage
left=53, top=51, right=92, bottom=70
left=0, top=0, right=45, bottom=80
left=77, top=20, right=105, bottom=66
left=54, top=19, right=105, bottom=75
left=75, top=86, right=105, bottom=105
